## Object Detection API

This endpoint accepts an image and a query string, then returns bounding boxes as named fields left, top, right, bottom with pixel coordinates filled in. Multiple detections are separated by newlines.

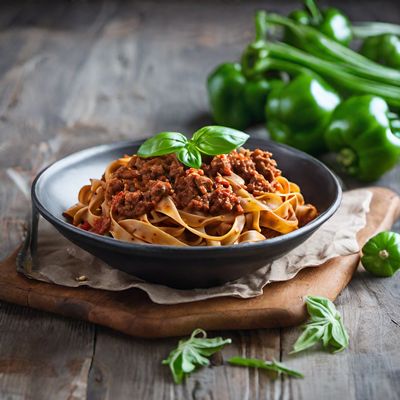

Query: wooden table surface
left=0, top=1, right=399, bottom=399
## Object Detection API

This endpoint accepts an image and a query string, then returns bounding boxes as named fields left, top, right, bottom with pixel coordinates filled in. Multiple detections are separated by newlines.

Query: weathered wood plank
left=0, top=2, right=118, bottom=400
left=87, top=329, right=281, bottom=400
left=0, top=302, right=95, bottom=400
left=280, top=270, right=400, bottom=400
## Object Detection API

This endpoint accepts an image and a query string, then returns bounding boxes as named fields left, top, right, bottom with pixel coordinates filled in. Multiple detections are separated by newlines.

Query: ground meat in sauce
left=173, top=169, right=212, bottom=213
left=106, top=148, right=280, bottom=219
left=173, top=169, right=243, bottom=215
left=111, top=180, right=173, bottom=219
left=203, top=149, right=281, bottom=196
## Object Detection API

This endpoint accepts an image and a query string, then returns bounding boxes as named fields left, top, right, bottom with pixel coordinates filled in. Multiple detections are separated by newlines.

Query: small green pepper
left=324, top=95, right=400, bottom=181
left=360, top=34, right=400, bottom=69
left=286, top=0, right=352, bottom=46
left=265, top=73, right=340, bottom=154
left=361, top=231, right=400, bottom=277
left=207, top=62, right=281, bottom=130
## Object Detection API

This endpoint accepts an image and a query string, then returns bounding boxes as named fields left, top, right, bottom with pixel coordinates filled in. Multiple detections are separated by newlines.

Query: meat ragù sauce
left=106, top=148, right=281, bottom=220
left=64, top=144, right=319, bottom=246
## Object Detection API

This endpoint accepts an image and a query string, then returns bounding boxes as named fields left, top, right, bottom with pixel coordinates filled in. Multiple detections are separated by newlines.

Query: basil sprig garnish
left=138, top=125, right=249, bottom=168
left=136, top=132, right=188, bottom=157
left=291, top=296, right=349, bottom=354
left=228, top=357, right=304, bottom=378
left=162, top=328, right=231, bottom=384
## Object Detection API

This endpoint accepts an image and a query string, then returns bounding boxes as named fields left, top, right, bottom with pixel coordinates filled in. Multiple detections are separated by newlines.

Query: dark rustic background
left=0, top=1, right=399, bottom=399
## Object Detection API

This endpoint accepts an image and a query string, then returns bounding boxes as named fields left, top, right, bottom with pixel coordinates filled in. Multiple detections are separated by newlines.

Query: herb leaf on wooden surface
left=228, top=356, right=304, bottom=378
left=291, top=295, right=349, bottom=354
left=162, top=328, right=232, bottom=384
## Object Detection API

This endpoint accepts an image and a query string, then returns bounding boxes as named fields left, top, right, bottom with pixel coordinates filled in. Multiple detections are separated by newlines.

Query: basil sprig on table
left=291, top=296, right=349, bottom=354
left=137, top=126, right=249, bottom=168
left=162, top=328, right=304, bottom=384
left=228, top=356, right=304, bottom=378
left=162, top=328, right=232, bottom=384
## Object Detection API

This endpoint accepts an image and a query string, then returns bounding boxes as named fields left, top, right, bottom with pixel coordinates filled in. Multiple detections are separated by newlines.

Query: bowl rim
left=32, top=138, right=342, bottom=255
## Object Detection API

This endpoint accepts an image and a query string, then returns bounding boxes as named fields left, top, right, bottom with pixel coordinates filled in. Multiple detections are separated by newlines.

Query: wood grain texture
left=87, top=329, right=282, bottom=400
left=0, top=0, right=399, bottom=399
left=0, top=302, right=95, bottom=400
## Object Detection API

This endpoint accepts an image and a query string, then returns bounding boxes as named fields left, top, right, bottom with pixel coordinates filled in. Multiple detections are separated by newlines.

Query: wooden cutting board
left=0, top=187, right=399, bottom=338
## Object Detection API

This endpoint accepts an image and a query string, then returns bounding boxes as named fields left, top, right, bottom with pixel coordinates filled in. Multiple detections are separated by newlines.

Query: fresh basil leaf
left=228, top=357, right=303, bottom=378
left=162, top=328, right=231, bottom=384
left=305, top=296, right=337, bottom=321
left=322, top=324, right=332, bottom=348
left=170, top=352, right=184, bottom=384
left=177, top=146, right=202, bottom=169
left=329, top=319, right=349, bottom=353
left=291, top=324, right=326, bottom=354
left=137, top=125, right=250, bottom=167
left=269, top=359, right=304, bottom=378
left=137, top=132, right=187, bottom=157
left=191, top=126, right=249, bottom=155
left=291, top=296, right=349, bottom=354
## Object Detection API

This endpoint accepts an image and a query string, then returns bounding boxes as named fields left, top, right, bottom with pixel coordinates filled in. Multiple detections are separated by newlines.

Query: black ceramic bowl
left=32, top=138, right=341, bottom=289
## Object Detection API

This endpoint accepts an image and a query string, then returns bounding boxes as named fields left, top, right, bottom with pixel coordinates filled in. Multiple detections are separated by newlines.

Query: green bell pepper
left=325, top=95, right=400, bottom=181
left=286, top=0, right=352, bottom=46
left=361, top=231, right=400, bottom=277
left=265, top=73, right=340, bottom=154
left=360, top=34, right=400, bottom=70
left=207, top=62, right=282, bottom=130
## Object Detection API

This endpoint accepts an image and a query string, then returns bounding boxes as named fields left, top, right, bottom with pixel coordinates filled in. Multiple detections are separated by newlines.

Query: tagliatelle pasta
left=64, top=148, right=318, bottom=246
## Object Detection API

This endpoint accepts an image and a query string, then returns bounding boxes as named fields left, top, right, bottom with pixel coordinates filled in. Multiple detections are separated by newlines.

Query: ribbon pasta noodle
left=64, top=149, right=318, bottom=246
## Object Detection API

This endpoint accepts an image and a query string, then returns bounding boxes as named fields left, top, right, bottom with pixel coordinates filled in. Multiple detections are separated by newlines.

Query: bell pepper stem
left=337, top=148, right=357, bottom=168
left=251, top=57, right=311, bottom=78
left=379, top=249, right=390, bottom=260
left=304, top=0, right=322, bottom=24
left=255, top=11, right=269, bottom=41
